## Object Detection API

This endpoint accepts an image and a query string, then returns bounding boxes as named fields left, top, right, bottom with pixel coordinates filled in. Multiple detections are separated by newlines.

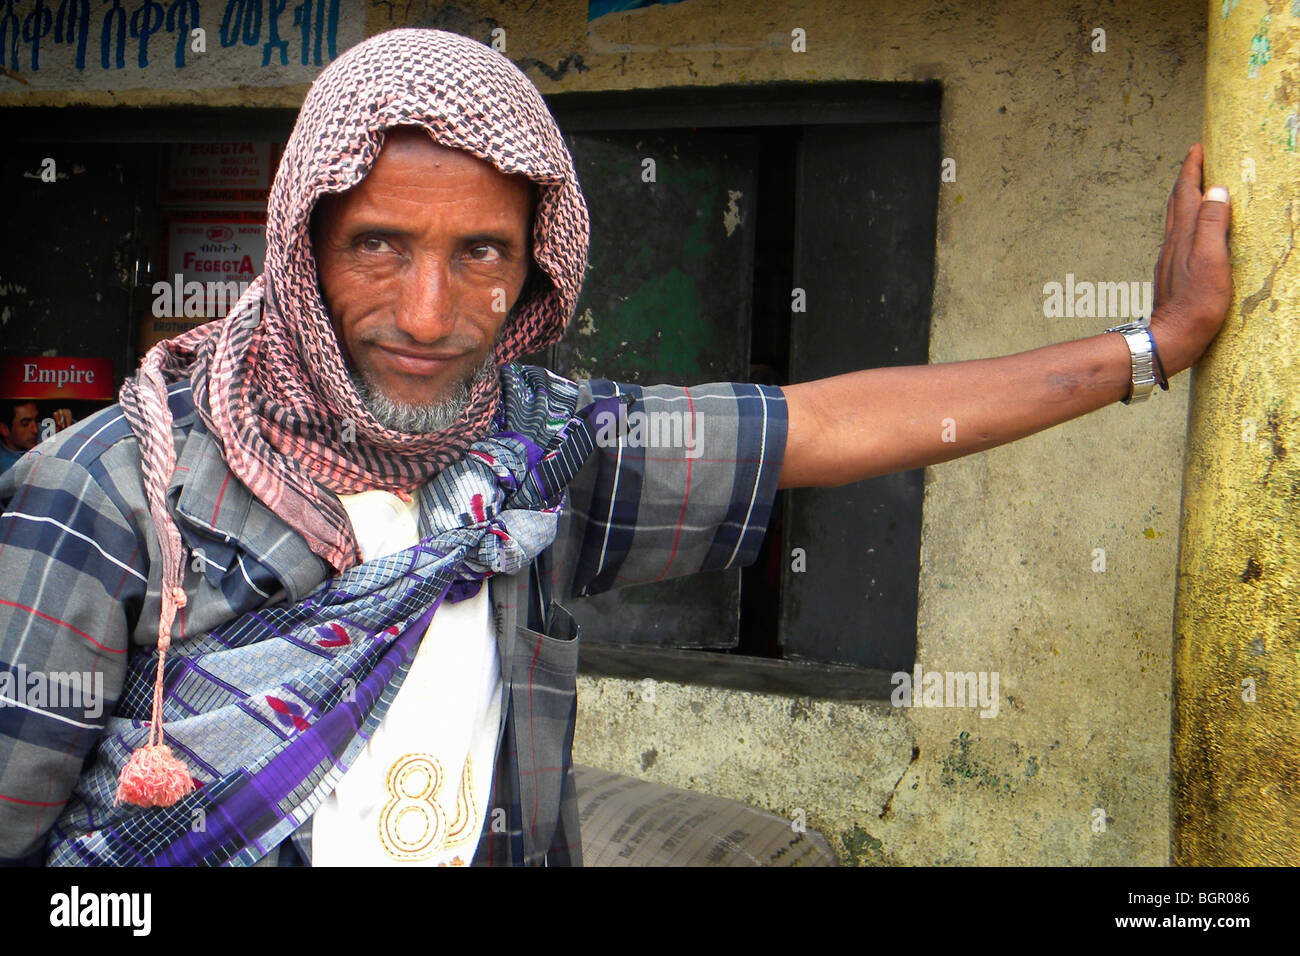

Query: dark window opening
left=544, top=83, right=942, bottom=698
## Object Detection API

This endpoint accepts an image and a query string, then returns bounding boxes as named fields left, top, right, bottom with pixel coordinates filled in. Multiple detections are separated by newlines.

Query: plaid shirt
left=0, top=370, right=786, bottom=866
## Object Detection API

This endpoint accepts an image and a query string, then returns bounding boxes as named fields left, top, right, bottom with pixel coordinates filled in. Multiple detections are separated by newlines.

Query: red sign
left=1, top=356, right=115, bottom=401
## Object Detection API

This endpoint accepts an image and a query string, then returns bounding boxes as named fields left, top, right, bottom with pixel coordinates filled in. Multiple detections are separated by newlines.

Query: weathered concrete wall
left=514, top=0, right=1205, bottom=866
left=2, top=0, right=1219, bottom=864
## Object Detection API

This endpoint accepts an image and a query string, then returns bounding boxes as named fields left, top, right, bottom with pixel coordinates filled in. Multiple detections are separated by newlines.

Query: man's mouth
left=373, top=345, right=471, bottom=376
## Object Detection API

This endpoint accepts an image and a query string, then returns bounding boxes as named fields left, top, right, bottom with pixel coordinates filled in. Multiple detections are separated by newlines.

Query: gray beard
left=350, top=355, right=497, bottom=435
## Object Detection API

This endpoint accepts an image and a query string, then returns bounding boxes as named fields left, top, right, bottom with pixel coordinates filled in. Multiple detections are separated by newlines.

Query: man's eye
left=358, top=236, right=393, bottom=253
left=468, top=244, right=502, bottom=262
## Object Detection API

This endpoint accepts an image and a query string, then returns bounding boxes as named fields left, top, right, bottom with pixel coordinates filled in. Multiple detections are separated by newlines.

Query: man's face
left=1, top=403, right=39, bottom=452
left=312, top=127, right=534, bottom=432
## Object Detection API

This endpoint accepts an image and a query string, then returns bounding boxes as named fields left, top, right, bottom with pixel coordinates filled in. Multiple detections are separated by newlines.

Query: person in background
left=0, top=402, right=74, bottom=480
left=0, top=400, right=39, bottom=478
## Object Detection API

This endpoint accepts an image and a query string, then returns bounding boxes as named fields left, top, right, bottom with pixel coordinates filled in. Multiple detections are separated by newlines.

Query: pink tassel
left=115, top=744, right=196, bottom=808
left=115, top=586, right=195, bottom=808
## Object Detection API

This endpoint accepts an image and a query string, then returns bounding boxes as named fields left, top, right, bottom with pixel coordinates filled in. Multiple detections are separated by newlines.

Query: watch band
left=1106, top=320, right=1157, bottom=405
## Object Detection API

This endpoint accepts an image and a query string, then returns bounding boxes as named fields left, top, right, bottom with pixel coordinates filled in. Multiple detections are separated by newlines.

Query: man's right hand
left=1147, top=143, right=1233, bottom=379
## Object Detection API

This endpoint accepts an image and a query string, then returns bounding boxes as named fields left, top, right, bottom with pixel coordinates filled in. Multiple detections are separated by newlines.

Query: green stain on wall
left=841, top=824, right=886, bottom=866
left=611, top=267, right=714, bottom=379
left=940, top=731, right=1015, bottom=794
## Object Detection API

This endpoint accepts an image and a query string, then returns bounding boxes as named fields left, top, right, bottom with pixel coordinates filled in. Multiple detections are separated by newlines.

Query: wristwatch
left=1106, top=320, right=1157, bottom=405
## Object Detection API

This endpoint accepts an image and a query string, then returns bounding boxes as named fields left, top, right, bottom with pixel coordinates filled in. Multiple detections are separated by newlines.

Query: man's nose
left=396, top=257, right=457, bottom=343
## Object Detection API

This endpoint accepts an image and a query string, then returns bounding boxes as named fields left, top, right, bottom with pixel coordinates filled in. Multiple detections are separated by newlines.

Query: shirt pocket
left=175, top=529, right=290, bottom=621
left=510, top=601, right=581, bottom=702
left=507, top=601, right=581, bottom=862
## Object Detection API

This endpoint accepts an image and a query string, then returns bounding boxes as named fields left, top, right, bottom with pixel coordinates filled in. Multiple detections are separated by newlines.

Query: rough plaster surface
left=7, top=0, right=1216, bottom=864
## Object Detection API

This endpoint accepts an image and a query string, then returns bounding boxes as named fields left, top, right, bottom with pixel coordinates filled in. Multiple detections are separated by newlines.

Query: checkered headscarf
left=120, top=29, right=590, bottom=656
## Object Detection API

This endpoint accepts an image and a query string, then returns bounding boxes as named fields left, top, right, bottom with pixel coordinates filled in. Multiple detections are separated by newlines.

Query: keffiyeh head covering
left=114, top=29, right=589, bottom=804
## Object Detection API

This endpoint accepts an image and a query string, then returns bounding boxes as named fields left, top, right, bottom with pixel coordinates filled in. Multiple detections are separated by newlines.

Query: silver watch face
left=1107, top=320, right=1146, bottom=334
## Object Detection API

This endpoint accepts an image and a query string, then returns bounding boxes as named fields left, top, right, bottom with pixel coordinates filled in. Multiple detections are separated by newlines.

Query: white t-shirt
left=311, top=489, right=502, bottom=867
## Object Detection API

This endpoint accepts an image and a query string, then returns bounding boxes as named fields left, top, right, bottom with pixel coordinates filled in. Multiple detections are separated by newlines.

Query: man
left=0, top=29, right=1230, bottom=867
left=0, top=401, right=39, bottom=478
left=0, top=404, right=75, bottom=481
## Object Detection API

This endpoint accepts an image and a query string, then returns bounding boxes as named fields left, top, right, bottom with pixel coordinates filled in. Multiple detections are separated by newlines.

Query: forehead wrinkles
left=313, top=133, right=534, bottom=237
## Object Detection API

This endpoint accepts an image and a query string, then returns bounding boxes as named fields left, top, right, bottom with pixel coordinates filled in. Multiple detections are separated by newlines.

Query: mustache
left=355, top=331, right=483, bottom=354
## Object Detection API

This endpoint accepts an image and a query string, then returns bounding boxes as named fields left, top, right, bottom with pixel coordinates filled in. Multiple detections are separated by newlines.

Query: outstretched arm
left=779, top=143, right=1232, bottom=489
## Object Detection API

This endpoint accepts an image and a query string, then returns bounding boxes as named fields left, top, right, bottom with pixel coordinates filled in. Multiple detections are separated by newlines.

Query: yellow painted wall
left=1173, top=2, right=1298, bottom=866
